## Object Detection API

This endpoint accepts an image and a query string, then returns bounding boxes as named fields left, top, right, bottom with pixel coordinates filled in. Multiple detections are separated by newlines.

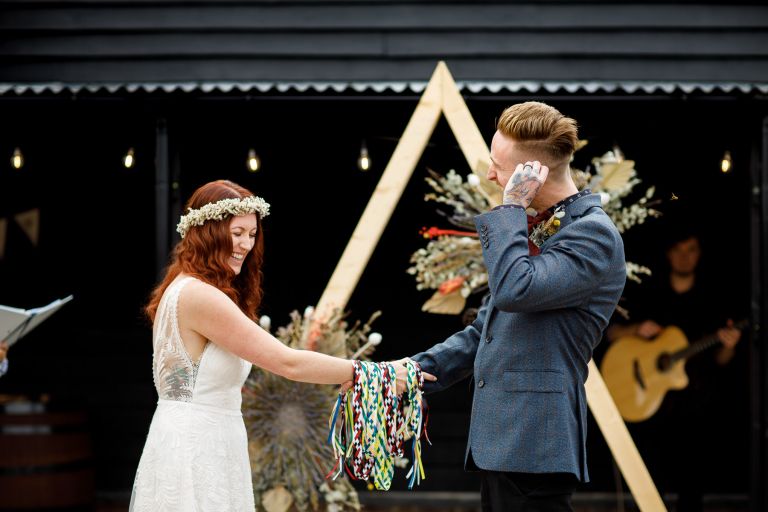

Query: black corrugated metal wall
left=1, top=1, right=768, bottom=83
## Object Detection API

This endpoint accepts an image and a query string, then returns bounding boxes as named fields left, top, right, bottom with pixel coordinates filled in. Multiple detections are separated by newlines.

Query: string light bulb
left=720, top=151, right=732, bottom=173
left=247, top=149, right=260, bottom=172
left=123, top=148, right=135, bottom=169
left=357, top=141, right=370, bottom=172
left=11, top=147, right=23, bottom=169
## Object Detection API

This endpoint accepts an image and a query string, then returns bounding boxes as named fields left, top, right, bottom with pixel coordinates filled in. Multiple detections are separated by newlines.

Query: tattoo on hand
left=504, top=177, right=542, bottom=206
left=501, top=161, right=548, bottom=207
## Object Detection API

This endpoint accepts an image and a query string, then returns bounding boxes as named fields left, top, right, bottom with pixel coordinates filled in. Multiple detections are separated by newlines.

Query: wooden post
left=749, top=116, right=768, bottom=511
left=154, top=118, right=170, bottom=281
left=586, top=361, right=666, bottom=511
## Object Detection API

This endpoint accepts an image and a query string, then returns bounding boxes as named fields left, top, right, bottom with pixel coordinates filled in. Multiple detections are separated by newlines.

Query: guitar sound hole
left=633, top=359, right=646, bottom=390
left=657, top=353, right=672, bottom=372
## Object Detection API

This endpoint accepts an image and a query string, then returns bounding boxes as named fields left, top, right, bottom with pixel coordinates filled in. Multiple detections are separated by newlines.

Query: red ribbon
left=420, top=226, right=478, bottom=239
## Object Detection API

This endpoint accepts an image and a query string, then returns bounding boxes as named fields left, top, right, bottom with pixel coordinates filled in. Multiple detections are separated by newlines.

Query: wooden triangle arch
left=316, top=61, right=665, bottom=512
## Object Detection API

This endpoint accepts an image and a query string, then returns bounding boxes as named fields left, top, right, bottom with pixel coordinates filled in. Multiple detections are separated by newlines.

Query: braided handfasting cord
left=403, top=361, right=426, bottom=488
left=326, top=360, right=429, bottom=490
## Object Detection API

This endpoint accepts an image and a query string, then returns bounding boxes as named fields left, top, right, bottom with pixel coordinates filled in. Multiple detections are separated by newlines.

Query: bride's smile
left=228, top=213, right=257, bottom=274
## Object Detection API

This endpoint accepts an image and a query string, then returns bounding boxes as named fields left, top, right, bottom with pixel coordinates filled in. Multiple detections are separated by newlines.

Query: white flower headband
left=176, top=195, right=270, bottom=239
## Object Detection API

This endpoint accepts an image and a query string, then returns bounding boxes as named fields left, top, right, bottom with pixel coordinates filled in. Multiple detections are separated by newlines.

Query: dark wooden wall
left=1, top=1, right=767, bottom=83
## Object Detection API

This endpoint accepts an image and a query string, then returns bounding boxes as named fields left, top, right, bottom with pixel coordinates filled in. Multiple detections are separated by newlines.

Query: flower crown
left=176, top=195, right=271, bottom=238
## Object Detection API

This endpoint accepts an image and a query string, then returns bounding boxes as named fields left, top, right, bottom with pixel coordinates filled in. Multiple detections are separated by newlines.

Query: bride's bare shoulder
left=178, top=276, right=233, bottom=311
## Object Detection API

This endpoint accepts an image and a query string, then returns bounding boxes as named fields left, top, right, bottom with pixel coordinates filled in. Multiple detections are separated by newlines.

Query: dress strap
left=168, top=277, right=200, bottom=365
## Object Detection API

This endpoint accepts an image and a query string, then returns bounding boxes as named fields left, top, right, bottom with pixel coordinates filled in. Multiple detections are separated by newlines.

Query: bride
left=130, top=180, right=419, bottom=511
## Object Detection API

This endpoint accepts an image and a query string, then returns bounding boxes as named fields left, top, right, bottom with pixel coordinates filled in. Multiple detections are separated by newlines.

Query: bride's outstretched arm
left=180, top=279, right=354, bottom=385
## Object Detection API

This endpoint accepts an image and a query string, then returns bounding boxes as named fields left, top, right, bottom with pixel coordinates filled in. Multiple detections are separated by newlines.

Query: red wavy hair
left=145, top=180, right=265, bottom=323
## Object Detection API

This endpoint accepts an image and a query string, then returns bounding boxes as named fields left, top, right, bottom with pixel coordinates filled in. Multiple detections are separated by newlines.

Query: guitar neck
left=671, top=335, right=721, bottom=362
left=670, top=319, right=748, bottom=363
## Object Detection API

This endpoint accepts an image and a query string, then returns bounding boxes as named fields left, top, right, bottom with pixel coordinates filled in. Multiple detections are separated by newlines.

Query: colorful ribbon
left=326, top=360, right=429, bottom=490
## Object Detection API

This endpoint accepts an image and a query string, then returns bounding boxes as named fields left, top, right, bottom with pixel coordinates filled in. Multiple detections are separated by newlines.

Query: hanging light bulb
left=123, top=148, right=135, bottom=169
left=357, top=140, right=370, bottom=172
left=11, top=147, right=23, bottom=169
left=247, top=149, right=260, bottom=172
left=720, top=150, right=732, bottom=173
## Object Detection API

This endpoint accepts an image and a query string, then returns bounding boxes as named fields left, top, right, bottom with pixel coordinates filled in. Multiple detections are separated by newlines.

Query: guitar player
left=606, top=229, right=743, bottom=512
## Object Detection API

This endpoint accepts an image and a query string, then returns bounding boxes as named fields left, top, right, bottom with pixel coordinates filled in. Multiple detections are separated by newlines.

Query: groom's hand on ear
left=503, top=160, right=549, bottom=208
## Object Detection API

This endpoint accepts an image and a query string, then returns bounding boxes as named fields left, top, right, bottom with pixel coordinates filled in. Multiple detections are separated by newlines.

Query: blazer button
left=477, top=379, right=485, bottom=388
left=485, top=335, right=493, bottom=343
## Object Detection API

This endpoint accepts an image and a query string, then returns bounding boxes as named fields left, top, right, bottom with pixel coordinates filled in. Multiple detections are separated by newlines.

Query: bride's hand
left=339, top=380, right=352, bottom=394
left=393, top=362, right=408, bottom=395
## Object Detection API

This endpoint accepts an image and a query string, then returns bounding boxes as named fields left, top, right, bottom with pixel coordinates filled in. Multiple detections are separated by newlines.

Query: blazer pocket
left=503, top=369, right=564, bottom=393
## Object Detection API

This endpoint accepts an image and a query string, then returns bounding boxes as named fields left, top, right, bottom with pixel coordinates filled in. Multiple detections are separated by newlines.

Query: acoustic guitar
left=600, top=320, right=747, bottom=423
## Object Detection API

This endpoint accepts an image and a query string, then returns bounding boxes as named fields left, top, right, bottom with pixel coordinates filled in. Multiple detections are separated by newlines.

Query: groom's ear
left=544, top=159, right=570, bottom=180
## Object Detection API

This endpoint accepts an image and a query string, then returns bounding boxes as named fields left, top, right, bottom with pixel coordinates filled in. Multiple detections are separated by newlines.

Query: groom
left=409, top=102, right=626, bottom=511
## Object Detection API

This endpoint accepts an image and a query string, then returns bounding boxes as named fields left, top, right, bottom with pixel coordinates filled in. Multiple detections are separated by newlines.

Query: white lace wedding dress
left=130, top=276, right=255, bottom=511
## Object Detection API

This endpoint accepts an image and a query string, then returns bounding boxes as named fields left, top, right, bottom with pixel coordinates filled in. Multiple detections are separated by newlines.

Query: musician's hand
left=636, top=320, right=662, bottom=339
left=717, top=319, right=741, bottom=350
left=0, top=341, right=7, bottom=363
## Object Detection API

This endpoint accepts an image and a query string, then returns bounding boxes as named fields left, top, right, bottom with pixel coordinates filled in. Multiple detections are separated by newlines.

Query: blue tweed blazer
left=412, top=193, right=625, bottom=482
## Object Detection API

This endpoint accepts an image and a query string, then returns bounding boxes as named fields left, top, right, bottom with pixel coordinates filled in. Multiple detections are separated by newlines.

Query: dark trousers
left=480, top=471, right=579, bottom=512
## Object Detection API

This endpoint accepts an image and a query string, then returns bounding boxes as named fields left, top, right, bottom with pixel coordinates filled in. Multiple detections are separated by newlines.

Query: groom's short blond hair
left=497, top=102, right=579, bottom=166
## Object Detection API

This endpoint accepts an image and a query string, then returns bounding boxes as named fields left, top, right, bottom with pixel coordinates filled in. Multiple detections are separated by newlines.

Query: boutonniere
left=529, top=206, right=565, bottom=248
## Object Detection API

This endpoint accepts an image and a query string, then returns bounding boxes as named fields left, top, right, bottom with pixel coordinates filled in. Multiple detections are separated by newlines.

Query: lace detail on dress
left=153, top=277, right=200, bottom=402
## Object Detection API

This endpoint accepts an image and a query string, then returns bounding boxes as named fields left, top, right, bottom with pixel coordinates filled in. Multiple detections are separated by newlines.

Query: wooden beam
left=437, top=62, right=501, bottom=206
left=586, top=361, right=666, bottom=511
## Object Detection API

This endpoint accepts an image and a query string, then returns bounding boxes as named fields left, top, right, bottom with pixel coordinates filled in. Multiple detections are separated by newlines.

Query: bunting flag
left=0, top=218, right=6, bottom=259
left=14, top=208, right=40, bottom=247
